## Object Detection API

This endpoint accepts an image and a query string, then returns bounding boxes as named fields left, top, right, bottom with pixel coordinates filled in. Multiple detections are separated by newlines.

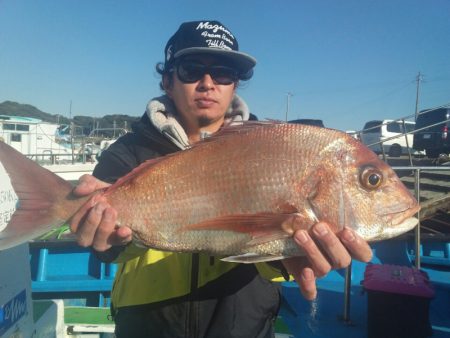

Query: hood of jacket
left=144, top=94, right=251, bottom=150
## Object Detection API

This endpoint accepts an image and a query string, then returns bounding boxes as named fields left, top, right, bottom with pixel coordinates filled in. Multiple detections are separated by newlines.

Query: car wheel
left=388, top=144, right=402, bottom=157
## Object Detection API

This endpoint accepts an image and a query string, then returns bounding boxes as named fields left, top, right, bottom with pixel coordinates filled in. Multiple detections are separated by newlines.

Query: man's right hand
left=69, top=174, right=132, bottom=252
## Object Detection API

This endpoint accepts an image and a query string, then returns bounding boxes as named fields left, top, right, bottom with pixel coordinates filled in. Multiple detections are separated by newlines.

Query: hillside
left=0, top=101, right=139, bottom=134
left=0, top=100, right=66, bottom=123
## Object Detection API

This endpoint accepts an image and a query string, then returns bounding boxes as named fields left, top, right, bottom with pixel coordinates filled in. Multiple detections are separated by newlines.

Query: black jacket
left=93, top=113, right=282, bottom=338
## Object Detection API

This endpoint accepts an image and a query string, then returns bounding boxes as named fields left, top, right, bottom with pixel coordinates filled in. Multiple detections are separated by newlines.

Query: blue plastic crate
left=407, top=240, right=450, bottom=267
left=29, top=240, right=117, bottom=307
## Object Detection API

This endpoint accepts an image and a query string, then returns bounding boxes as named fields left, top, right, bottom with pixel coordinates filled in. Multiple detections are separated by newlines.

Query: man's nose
left=197, top=73, right=214, bottom=90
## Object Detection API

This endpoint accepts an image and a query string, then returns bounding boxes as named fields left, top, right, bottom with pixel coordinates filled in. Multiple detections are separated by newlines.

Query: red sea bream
left=0, top=122, right=420, bottom=262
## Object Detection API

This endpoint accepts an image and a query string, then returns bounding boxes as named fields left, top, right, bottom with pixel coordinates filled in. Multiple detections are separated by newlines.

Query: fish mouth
left=391, top=203, right=420, bottom=225
left=387, top=203, right=420, bottom=226
left=380, top=217, right=419, bottom=240
left=377, top=203, right=420, bottom=239
left=363, top=203, right=420, bottom=242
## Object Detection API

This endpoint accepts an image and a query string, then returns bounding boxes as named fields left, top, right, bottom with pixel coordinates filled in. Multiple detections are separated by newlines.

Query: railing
left=356, top=104, right=450, bottom=161
left=1, top=127, right=124, bottom=165
left=363, top=118, right=416, bottom=165
left=363, top=117, right=450, bottom=157
left=25, top=151, right=96, bottom=165
left=393, top=165, right=450, bottom=267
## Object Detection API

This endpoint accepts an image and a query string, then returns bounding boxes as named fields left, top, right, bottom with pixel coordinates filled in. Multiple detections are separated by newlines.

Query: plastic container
left=29, top=240, right=117, bottom=307
left=362, top=264, right=435, bottom=338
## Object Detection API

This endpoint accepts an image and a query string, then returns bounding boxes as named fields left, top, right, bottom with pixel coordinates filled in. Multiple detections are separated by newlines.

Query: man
left=70, top=20, right=372, bottom=337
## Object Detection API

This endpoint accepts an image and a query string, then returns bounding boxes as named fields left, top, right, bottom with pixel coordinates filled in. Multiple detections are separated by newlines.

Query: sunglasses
left=175, top=60, right=239, bottom=85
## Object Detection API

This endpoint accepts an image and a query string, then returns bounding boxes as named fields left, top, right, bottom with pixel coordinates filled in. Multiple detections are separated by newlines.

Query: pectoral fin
left=180, top=211, right=315, bottom=245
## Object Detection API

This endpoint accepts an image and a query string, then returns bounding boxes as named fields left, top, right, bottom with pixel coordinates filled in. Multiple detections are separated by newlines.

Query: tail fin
left=0, top=142, right=79, bottom=250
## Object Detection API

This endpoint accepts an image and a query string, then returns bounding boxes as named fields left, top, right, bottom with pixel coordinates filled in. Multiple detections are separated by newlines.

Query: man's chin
left=197, top=113, right=228, bottom=128
left=198, top=116, right=214, bottom=127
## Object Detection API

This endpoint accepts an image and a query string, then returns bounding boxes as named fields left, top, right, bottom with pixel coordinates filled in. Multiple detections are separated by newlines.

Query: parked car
left=345, top=130, right=360, bottom=140
left=413, top=108, right=450, bottom=158
left=288, top=119, right=325, bottom=128
left=360, top=119, right=415, bottom=157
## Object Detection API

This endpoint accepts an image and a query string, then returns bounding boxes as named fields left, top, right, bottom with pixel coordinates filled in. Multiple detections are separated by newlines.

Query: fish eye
left=360, top=166, right=383, bottom=190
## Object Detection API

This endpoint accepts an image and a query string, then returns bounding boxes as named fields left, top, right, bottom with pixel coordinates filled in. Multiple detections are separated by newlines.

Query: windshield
left=387, top=122, right=415, bottom=133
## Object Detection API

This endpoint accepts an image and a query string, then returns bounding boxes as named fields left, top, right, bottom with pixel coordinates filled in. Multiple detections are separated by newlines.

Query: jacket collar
left=145, top=94, right=250, bottom=150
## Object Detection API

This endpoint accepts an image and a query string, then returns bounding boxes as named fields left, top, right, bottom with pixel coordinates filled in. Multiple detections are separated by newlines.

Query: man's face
left=165, top=54, right=237, bottom=130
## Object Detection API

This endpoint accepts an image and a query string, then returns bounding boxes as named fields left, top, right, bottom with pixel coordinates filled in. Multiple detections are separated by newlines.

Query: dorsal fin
left=200, top=120, right=284, bottom=143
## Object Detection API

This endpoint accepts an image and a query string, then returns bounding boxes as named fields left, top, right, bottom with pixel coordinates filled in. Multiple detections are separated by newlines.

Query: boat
left=86, top=127, right=128, bottom=160
left=0, top=115, right=73, bottom=164
left=0, top=115, right=127, bottom=180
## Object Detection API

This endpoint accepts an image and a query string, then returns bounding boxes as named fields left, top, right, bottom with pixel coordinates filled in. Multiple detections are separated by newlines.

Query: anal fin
left=221, top=253, right=287, bottom=264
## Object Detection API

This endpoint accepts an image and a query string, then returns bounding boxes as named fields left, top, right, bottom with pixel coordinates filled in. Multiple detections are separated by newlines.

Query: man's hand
left=69, top=174, right=132, bottom=251
left=282, top=222, right=372, bottom=300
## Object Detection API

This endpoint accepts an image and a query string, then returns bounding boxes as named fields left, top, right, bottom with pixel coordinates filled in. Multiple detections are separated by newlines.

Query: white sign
left=0, top=163, right=18, bottom=233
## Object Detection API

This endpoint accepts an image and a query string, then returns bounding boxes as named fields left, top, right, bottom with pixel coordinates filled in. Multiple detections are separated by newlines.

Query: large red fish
left=0, top=122, right=419, bottom=262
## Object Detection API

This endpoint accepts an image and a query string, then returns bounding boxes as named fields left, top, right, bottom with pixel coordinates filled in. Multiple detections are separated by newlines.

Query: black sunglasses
left=174, top=60, right=239, bottom=85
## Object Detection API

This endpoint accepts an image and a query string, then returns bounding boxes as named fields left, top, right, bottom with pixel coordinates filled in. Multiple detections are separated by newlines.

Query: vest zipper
left=188, top=253, right=200, bottom=337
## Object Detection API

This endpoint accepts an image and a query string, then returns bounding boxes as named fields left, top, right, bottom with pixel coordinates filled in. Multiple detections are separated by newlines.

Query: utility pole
left=285, top=92, right=293, bottom=122
left=69, top=100, right=74, bottom=163
left=414, top=72, right=423, bottom=121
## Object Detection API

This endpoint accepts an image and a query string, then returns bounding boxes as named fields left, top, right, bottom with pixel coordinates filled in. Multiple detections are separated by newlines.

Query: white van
left=360, top=119, right=416, bottom=157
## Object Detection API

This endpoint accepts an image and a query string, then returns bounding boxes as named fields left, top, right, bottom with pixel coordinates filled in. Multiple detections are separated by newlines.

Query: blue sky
left=1, top=0, right=449, bottom=131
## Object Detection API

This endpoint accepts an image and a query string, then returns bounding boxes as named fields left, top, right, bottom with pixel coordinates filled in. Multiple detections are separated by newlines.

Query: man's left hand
left=282, top=222, right=372, bottom=300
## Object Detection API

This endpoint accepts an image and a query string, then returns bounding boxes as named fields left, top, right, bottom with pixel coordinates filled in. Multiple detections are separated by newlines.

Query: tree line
left=0, top=101, right=139, bottom=136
